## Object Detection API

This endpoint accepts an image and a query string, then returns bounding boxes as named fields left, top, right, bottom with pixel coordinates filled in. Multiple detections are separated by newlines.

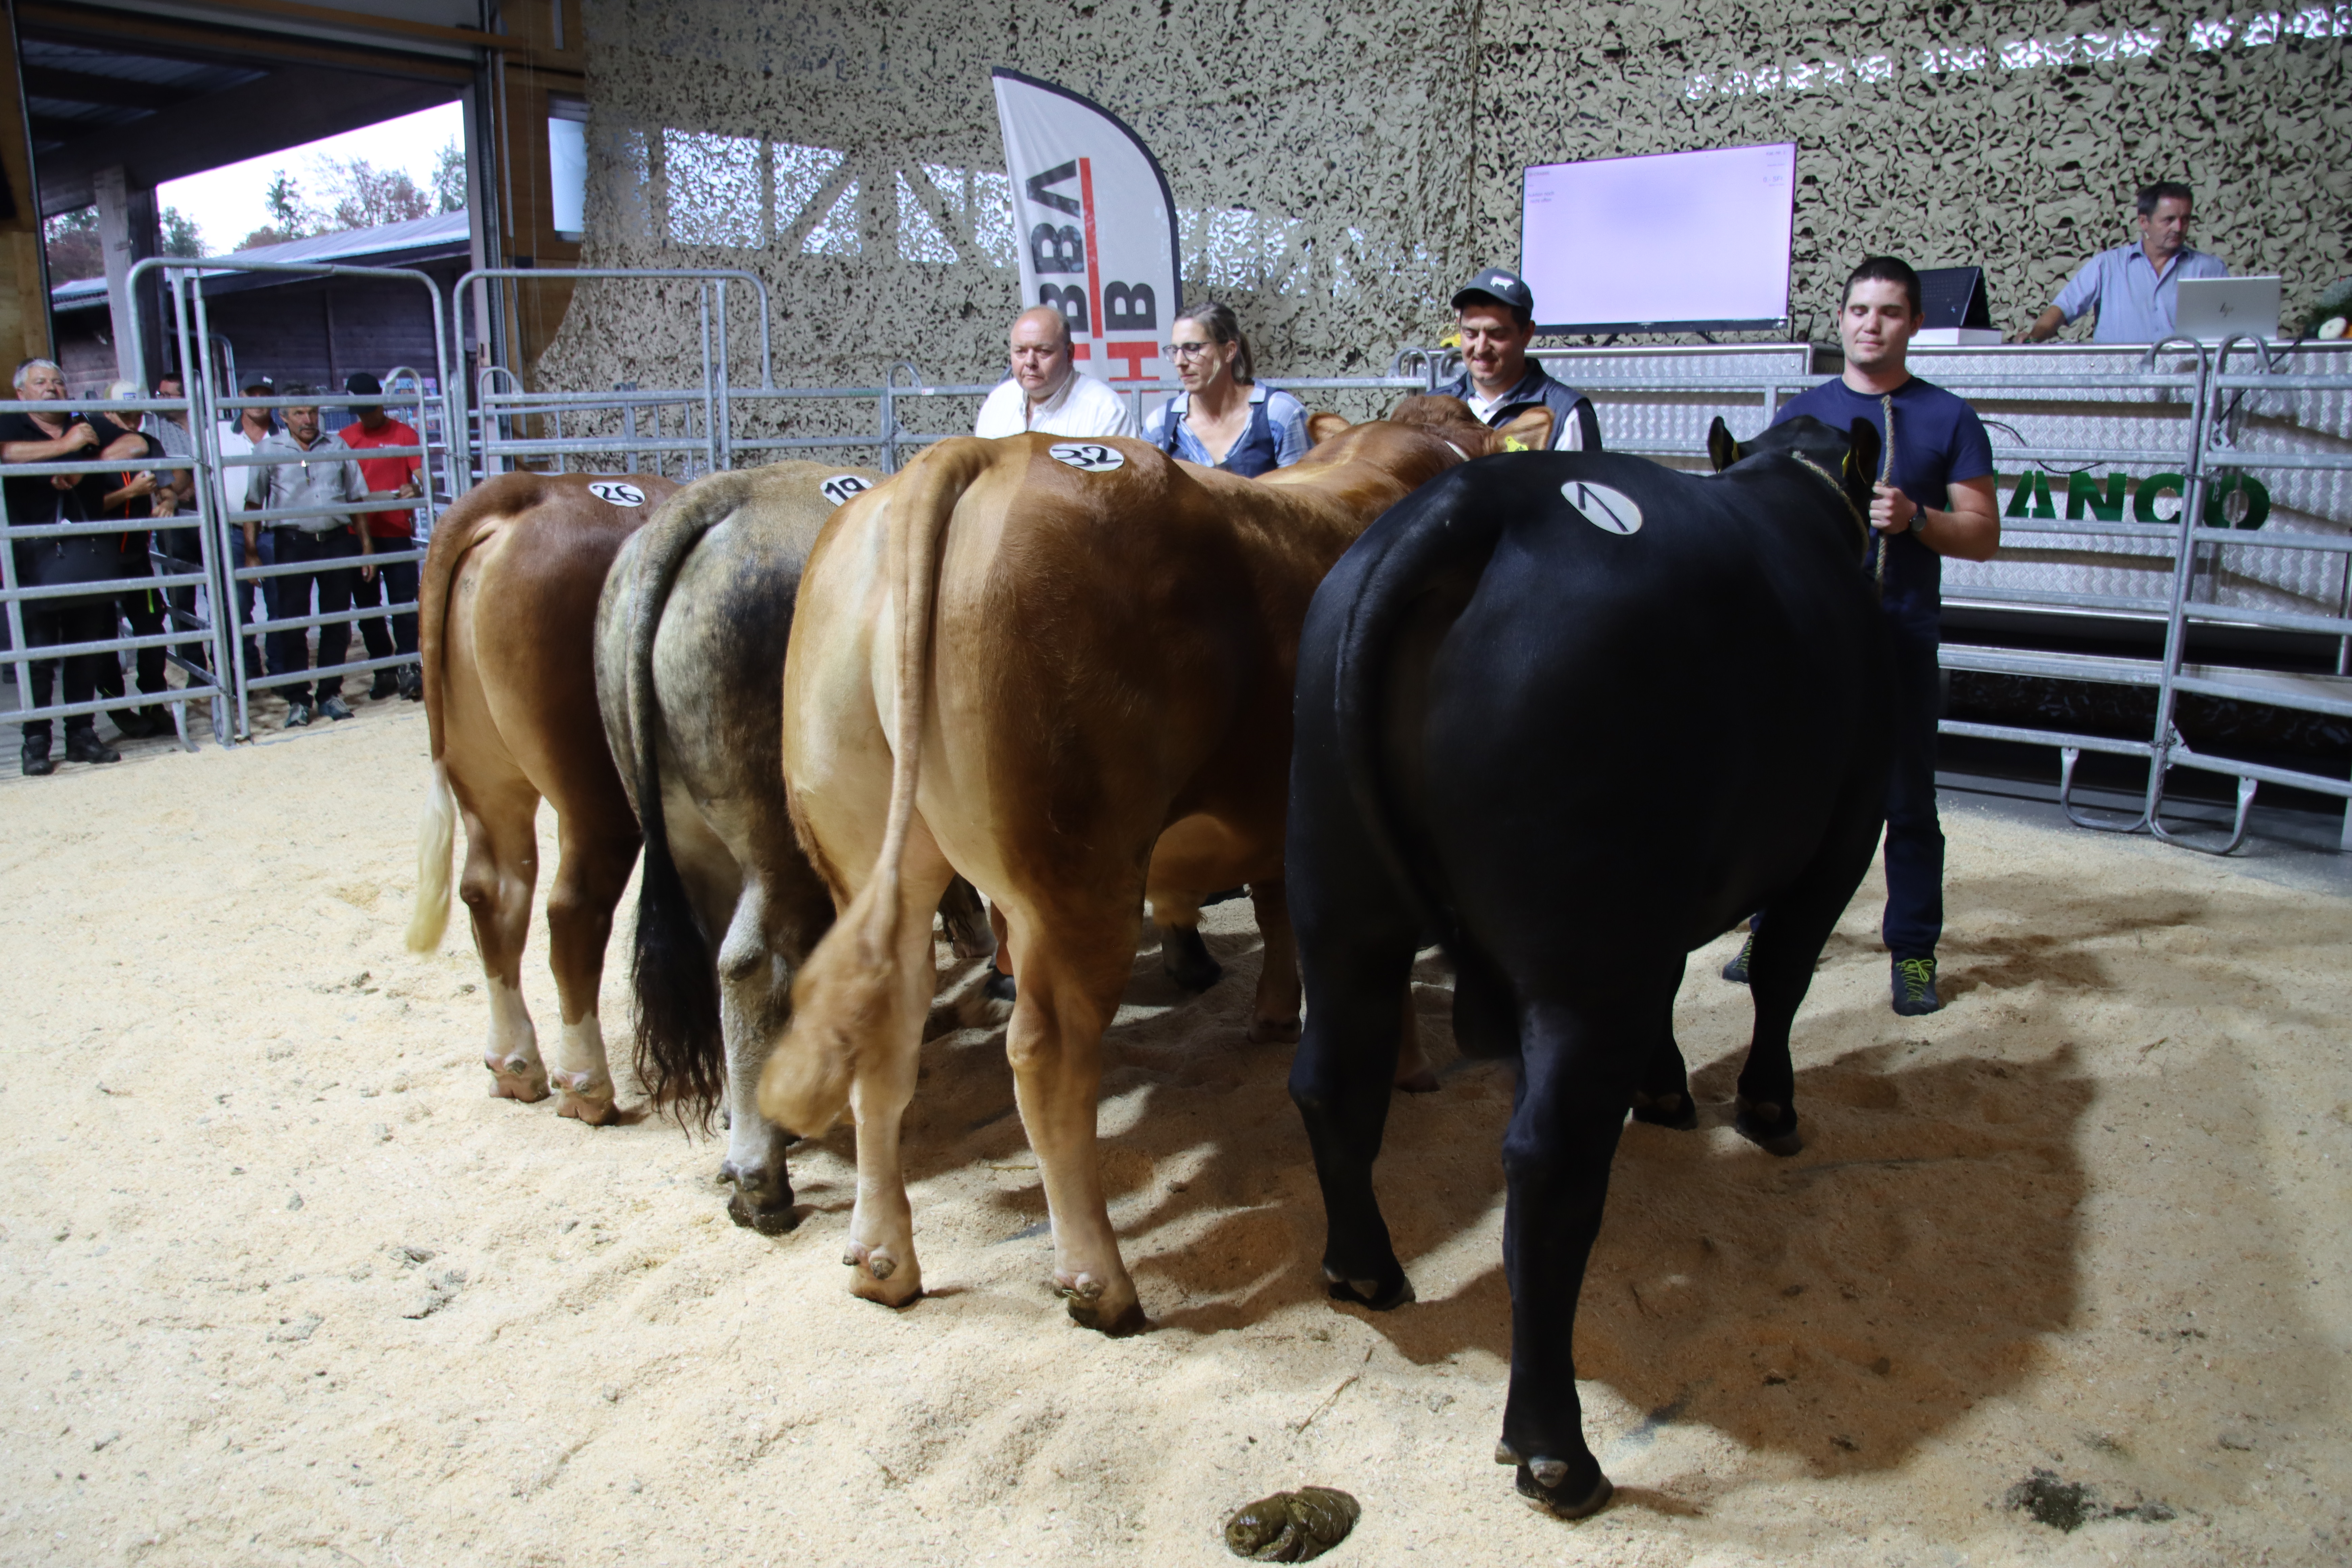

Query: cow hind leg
left=1627, top=974, right=1697, bottom=1130
left=1737, top=804, right=1886, bottom=1156
left=1005, top=902, right=1148, bottom=1334
left=1496, top=979, right=1660, bottom=1520
left=716, top=879, right=799, bottom=1234
left=1290, top=924, right=1422, bottom=1311
left=544, top=815, right=641, bottom=1126
left=456, top=784, right=547, bottom=1102
left=1245, top=880, right=1302, bottom=1044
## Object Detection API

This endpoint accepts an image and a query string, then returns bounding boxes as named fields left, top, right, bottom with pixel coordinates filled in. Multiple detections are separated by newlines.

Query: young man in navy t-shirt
left=1733, top=256, right=2001, bottom=1014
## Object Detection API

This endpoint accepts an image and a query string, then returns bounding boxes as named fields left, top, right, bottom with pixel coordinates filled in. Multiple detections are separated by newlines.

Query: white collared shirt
left=973, top=367, right=1139, bottom=440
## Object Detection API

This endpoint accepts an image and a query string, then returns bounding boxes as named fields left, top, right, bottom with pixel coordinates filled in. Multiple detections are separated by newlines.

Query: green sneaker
left=1720, top=931, right=1754, bottom=985
left=1891, top=955, right=1941, bottom=1016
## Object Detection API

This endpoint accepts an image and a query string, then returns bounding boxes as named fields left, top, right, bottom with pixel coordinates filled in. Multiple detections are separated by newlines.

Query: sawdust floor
left=2, top=704, right=2347, bottom=1566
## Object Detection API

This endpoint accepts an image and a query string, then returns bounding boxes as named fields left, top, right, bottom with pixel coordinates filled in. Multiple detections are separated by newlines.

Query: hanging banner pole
left=990, top=67, right=1182, bottom=388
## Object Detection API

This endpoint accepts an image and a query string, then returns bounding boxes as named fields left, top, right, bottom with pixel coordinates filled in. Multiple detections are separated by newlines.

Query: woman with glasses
left=1141, top=302, right=1310, bottom=478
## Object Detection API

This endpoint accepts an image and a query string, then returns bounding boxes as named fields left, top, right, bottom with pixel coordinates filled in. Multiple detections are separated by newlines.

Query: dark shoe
left=20, top=736, right=53, bottom=776
left=399, top=666, right=424, bottom=701
left=983, top=969, right=1017, bottom=1004
left=284, top=703, right=314, bottom=729
left=64, top=729, right=122, bottom=765
left=319, top=696, right=355, bottom=721
left=1720, top=931, right=1754, bottom=984
left=109, top=709, right=158, bottom=740
left=1891, top=955, right=1942, bottom=1016
left=370, top=670, right=400, bottom=700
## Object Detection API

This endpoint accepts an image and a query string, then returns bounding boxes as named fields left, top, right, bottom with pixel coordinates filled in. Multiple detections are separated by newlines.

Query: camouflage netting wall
left=543, top=0, right=2351, bottom=406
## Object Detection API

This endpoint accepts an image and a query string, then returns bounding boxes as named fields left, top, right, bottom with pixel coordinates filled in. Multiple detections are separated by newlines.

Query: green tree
left=317, top=157, right=433, bottom=229
left=42, top=206, right=101, bottom=282
left=432, top=139, right=467, bottom=214
left=264, top=169, right=307, bottom=232
left=159, top=206, right=203, bottom=258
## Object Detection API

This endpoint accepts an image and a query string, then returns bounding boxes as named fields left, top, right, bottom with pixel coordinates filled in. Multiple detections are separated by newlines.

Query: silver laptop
left=2175, top=275, right=2281, bottom=343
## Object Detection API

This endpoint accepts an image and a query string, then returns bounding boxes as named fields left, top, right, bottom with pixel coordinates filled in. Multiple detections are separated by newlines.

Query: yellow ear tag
left=1503, top=435, right=1530, bottom=453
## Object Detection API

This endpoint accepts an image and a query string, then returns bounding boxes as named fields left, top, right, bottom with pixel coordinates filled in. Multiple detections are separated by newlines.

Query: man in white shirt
left=972, top=306, right=1138, bottom=440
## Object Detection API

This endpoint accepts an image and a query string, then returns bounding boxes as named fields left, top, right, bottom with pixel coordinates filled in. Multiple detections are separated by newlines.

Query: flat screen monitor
left=1520, top=143, right=1796, bottom=334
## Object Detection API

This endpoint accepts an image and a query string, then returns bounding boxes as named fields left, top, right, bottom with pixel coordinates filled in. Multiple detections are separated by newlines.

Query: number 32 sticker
left=1048, top=442, right=1125, bottom=473
left=588, top=481, right=646, bottom=508
left=820, top=474, right=872, bottom=506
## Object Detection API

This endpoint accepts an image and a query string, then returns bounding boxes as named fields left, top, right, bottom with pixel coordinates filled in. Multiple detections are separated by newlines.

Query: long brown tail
left=404, top=474, right=547, bottom=953
left=759, top=439, right=998, bottom=1134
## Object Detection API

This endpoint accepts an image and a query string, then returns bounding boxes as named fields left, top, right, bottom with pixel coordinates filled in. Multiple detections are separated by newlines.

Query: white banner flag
left=990, top=68, right=1182, bottom=387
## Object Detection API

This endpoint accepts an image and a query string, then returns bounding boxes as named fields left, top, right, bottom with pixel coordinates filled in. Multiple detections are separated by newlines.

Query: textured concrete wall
left=544, top=0, right=2350, bottom=399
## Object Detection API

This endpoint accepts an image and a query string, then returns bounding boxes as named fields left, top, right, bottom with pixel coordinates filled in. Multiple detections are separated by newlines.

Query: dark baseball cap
left=1451, top=267, right=1535, bottom=315
left=344, top=371, right=383, bottom=398
left=241, top=374, right=275, bottom=394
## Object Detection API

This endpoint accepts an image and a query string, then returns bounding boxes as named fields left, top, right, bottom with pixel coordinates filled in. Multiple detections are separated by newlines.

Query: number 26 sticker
left=1048, top=442, right=1125, bottom=473
left=588, top=481, right=646, bottom=508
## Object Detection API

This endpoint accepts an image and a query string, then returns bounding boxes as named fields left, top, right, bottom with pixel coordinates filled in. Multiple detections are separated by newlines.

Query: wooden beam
left=22, top=64, right=200, bottom=110
left=154, top=0, right=523, bottom=54
left=16, top=5, right=480, bottom=81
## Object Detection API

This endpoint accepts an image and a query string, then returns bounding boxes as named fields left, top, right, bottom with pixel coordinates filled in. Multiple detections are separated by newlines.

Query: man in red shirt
left=338, top=372, right=425, bottom=700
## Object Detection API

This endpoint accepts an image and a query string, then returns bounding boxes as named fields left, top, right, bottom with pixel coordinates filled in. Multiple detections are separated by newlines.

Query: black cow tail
left=624, top=473, right=751, bottom=1128
left=1327, top=491, right=1504, bottom=957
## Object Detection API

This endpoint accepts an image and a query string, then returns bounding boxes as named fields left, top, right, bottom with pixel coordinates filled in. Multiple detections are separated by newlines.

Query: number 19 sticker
left=1048, top=442, right=1125, bottom=473
left=820, top=474, right=872, bottom=506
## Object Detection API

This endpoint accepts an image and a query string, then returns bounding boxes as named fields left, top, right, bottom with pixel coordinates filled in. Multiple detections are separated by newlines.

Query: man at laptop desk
left=2023, top=180, right=2227, bottom=343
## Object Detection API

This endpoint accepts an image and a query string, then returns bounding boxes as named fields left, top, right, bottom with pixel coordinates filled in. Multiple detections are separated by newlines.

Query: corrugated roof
left=52, top=210, right=470, bottom=308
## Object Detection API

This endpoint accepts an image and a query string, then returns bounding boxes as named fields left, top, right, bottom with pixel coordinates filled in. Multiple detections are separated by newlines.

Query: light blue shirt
left=2052, top=240, right=2228, bottom=344
left=1141, top=384, right=1311, bottom=473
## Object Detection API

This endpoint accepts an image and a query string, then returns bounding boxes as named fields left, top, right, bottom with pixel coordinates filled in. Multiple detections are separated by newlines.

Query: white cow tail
left=406, top=760, right=455, bottom=952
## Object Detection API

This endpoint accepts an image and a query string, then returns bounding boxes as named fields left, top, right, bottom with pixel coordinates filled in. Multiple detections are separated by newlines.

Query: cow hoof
left=727, top=1190, right=800, bottom=1235
left=1516, top=1461, right=1613, bottom=1520
left=1631, top=1089, right=1699, bottom=1131
left=843, top=1243, right=922, bottom=1306
left=1394, top=1068, right=1441, bottom=1095
left=552, top=1077, right=618, bottom=1126
left=1246, top=1016, right=1302, bottom=1045
left=485, top=1058, right=549, bottom=1103
left=1325, top=1266, right=1415, bottom=1312
left=1495, top=1441, right=1520, bottom=1465
left=1735, top=1096, right=1804, bottom=1157
left=1162, top=927, right=1224, bottom=993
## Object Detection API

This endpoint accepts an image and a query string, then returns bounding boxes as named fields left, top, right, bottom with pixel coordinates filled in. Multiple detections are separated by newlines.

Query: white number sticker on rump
left=587, top=481, right=646, bottom=508
left=1561, top=480, right=1643, bottom=535
left=820, top=475, right=873, bottom=506
left=1048, top=442, right=1126, bottom=472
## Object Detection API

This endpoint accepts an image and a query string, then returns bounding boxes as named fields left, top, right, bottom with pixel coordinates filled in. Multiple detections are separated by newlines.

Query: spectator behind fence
left=0, top=357, right=146, bottom=773
left=243, top=384, right=371, bottom=728
left=218, top=375, right=277, bottom=680
left=141, top=372, right=203, bottom=675
left=339, top=372, right=425, bottom=702
left=972, top=305, right=1138, bottom=439
left=86, top=378, right=173, bottom=738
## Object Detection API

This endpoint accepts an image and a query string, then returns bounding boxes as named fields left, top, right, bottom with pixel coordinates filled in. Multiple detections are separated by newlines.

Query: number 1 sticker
left=1561, top=480, right=1643, bottom=535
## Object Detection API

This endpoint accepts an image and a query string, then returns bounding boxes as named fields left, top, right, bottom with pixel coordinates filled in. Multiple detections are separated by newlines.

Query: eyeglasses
left=1162, top=341, right=1216, bottom=359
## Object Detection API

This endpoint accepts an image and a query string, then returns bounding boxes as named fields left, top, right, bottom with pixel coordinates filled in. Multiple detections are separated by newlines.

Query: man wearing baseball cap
left=1437, top=268, right=1600, bottom=451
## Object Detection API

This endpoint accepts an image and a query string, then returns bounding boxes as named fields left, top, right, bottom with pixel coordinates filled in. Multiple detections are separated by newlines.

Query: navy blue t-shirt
left=1773, top=374, right=1993, bottom=611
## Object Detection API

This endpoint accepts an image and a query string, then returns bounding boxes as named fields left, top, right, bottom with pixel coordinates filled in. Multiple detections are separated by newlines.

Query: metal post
left=2142, top=338, right=2215, bottom=843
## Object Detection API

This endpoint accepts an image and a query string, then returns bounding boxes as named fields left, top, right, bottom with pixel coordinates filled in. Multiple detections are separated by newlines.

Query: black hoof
left=1063, top=1295, right=1149, bottom=1336
left=1630, top=1089, right=1698, bottom=1130
left=1162, top=926, right=1224, bottom=992
left=1734, top=1096, right=1804, bottom=1157
left=1324, top=1266, right=1414, bottom=1312
left=1516, top=1461, right=1613, bottom=1520
left=727, top=1190, right=801, bottom=1235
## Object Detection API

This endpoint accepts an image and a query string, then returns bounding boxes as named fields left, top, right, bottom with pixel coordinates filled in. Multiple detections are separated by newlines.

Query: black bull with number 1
left=1283, top=415, right=1895, bottom=1517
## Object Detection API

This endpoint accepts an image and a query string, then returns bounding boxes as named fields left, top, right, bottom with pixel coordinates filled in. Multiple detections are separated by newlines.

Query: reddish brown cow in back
left=759, top=401, right=1548, bottom=1335
left=405, top=471, right=679, bottom=1121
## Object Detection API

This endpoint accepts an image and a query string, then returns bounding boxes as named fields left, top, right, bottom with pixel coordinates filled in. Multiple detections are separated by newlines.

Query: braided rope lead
left=1873, top=392, right=1896, bottom=598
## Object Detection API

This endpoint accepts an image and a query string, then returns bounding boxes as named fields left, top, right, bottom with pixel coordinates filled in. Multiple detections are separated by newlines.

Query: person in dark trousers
left=242, top=386, right=370, bottom=728
left=140, top=372, right=203, bottom=678
left=88, top=380, right=172, bottom=738
left=0, top=358, right=147, bottom=773
left=1724, top=257, right=2001, bottom=1015
left=338, top=372, right=426, bottom=700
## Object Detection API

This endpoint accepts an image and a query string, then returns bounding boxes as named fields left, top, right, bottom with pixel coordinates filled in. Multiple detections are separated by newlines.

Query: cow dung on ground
left=2, top=705, right=2346, bottom=1565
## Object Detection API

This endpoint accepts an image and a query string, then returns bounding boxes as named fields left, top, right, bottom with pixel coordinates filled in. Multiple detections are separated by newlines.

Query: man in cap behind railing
left=243, top=384, right=371, bottom=728
left=339, top=371, right=425, bottom=702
